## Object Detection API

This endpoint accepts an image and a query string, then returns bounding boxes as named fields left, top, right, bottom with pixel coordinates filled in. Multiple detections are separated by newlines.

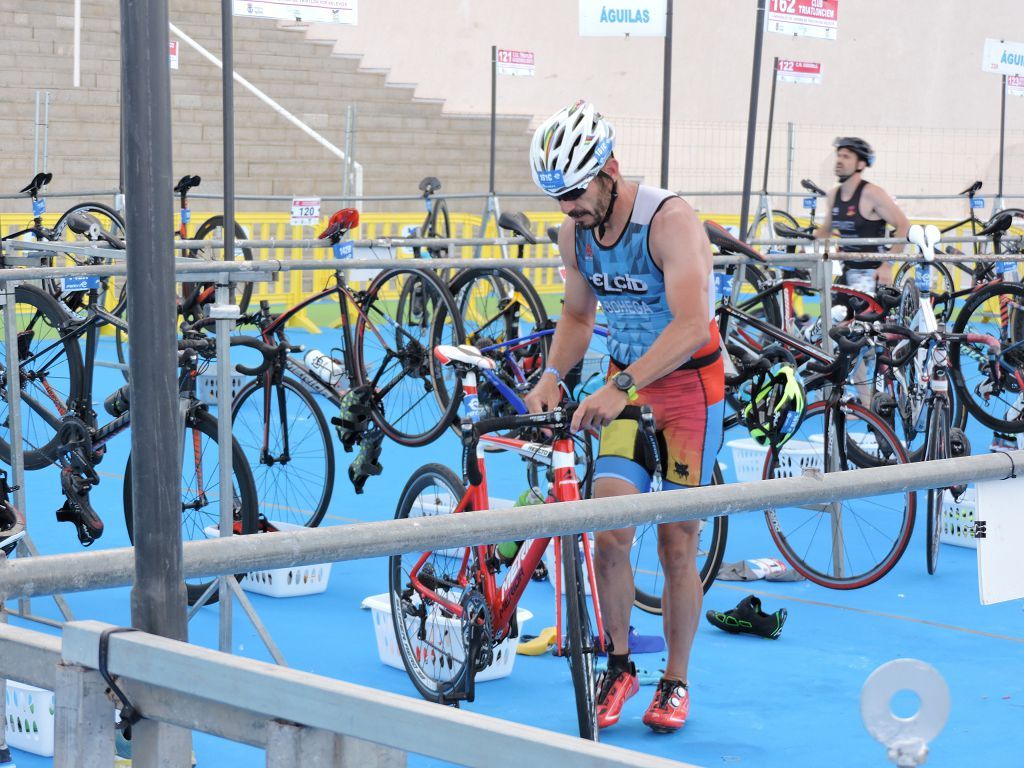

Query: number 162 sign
left=768, top=0, right=839, bottom=40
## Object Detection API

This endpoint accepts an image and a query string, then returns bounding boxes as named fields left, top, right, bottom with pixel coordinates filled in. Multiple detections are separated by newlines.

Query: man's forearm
left=545, top=311, right=597, bottom=379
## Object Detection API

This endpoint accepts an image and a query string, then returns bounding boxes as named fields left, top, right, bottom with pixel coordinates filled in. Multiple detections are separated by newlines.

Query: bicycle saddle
left=800, top=178, right=826, bottom=196
left=978, top=211, right=1013, bottom=237
left=434, top=344, right=496, bottom=371
left=703, top=220, right=766, bottom=262
left=959, top=180, right=983, bottom=196
left=318, top=208, right=360, bottom=241
left=174, top=175, right=202, bottom=194
left=497, top=211, right=537, bottom=244
left=774, top=223, right=814, bottom=241
left=418, top=176, right=442, bottom=195
left=19, top=172, right=53, bottom=196
left=546, top=225, right=560, bottom=243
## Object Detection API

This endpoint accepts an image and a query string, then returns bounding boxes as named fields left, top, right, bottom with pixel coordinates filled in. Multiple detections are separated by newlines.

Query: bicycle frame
left=411, top=355, right=604, bottom=652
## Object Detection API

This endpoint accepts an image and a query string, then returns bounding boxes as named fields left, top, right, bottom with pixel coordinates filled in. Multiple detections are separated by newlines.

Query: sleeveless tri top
left=574, top=185, right=719, bottom=367
left=832, top=179, right=886, bottom=270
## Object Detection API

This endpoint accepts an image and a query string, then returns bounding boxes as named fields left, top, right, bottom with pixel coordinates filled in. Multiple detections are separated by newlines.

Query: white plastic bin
left=727, top=438, right=822, bottom=482
left=941, top=486, right=977, bottom=549
left=205, top=521, right=332, bottom=597
left=5, top=680, right=55, bottom=757
left=361, top=593, right=531, bottom=682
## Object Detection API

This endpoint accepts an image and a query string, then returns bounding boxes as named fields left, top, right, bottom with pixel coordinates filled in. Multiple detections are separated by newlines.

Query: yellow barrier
left=1, top=208, right=1014, bottom=334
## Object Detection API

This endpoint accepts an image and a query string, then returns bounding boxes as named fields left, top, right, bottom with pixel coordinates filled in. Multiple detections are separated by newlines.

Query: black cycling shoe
left=56, top=469, right=104, bottom=546
left=705, top=595, right=786, bottom=639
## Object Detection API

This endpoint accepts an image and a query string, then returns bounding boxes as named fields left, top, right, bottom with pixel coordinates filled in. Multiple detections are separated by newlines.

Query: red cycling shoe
left=596, top=662, right=640, bottom=729
left=643, top=678, right=690, bottom=733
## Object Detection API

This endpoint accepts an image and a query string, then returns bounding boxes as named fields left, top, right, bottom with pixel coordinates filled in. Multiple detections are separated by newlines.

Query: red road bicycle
left=389, top=345, right=657, bottom=740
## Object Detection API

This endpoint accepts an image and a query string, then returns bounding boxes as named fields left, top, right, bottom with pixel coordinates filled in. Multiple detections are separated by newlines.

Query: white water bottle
left=304, top=349, right=346, bottom=388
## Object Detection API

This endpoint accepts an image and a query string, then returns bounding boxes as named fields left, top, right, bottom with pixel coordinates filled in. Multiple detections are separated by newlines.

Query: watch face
left=613, top=371, right=634, bottom=391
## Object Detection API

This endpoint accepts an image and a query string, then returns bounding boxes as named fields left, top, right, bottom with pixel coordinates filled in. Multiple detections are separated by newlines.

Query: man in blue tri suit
left=814, top=137, right=909, bottom=291
left=524, top=100, right=723, bottom=734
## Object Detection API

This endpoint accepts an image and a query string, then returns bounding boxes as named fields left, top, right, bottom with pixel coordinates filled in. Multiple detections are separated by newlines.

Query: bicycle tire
left=753, top=209, right=803, bottom=252
left=562, top=533, right=599, bottom=741
left=926, top=397, right=950, bottom=575
left=763, top=399, right=915, bottom=589
left=388, top=463, right=473, bottom=703
left=49, top=201, right=128, bottom=316
left=413, top=198, right=454, bottom=282
left=182, top=215, right=254, bottom=317
left=437, top=266, right=550, bottom=431
left=950, top=282, right=1024, bottom=432
left=0, top=284, right=85, bottom=470
left=632, top=462, right=727, bottom=615
left=354, top=267, right=465, bottom=447
left=717, top=262, right=784, bottom=355
left=893, top=261, right=955, bottom=324
left=991, top=207, right=1024, bottom=262
left=123, top=408, right=259, bottom=605
left=231, top=375, right=334, bottom=528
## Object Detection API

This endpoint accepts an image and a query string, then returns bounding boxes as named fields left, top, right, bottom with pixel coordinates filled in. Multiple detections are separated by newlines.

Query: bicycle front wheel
left=388, top=463, right=473, bottom=703
left=925, top=397, right=950, bottom=575
left=764, top=399, right=915, bottom=589
left=123, top=408, right=259, bottom=606
left=562, top=533, right=598, bottom=741
left=632, top=462, right=727, bottom=614
left=231, top=376, right=334, bottom=528
left=950, top=282, right=1024, bottom=432
left=355, top=267, right=464, bottom=446
left=0, top=284, right=84, bottom=469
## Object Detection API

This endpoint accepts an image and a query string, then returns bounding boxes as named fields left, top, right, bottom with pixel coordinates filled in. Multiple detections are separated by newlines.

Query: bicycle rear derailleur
left=54, top=416, right=104, bottom=546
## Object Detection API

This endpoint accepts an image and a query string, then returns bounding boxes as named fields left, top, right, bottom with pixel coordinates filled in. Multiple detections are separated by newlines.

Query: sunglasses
left=556, top=185, right=589, bottom=202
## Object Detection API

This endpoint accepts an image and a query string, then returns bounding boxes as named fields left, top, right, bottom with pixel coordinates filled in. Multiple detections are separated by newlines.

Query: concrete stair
left=0, top=0, right=537, bottom=213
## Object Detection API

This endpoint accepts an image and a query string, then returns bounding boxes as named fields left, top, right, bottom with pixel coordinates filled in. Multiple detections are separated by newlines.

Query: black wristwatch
left=611, top=371, right=639, bottom=401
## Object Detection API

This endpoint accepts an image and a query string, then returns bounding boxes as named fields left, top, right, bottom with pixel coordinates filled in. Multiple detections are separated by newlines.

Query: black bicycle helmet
left=742, top=365, right=806, bottom=448
left=833, top=137, right=875, bottom=167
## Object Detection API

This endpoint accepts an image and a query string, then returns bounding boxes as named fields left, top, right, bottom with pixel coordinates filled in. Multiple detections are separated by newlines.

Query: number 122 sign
left=776, top=59, right=822, bottom=84
left=768, top=0, right=839, bottom=40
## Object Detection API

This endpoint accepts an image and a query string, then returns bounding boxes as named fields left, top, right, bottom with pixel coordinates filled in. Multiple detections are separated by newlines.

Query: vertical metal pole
left=73, top=0, right=82, bottom=88
left=43, top=92, right=50, bottom=174
left=761, top=57, right=778, bottom=195
left=739, top=0, right=767, bottom=242
left=215, top=283, right=234, bottom=653
left=489, top=45, right=497, bottom=196
left=786, top=121, right=795, bottom=215
left=659, top=0, right=673, bottom=189
left=120, top=0, right=191, bottom=761
left=218, top=0, right=237, bottom=656
left=998, top=74, right=1007, bottom=207
left=33, top=91, right=40, bottom=175
left=2, top=276, right=27, bottom=619
left=343, top=105, right=355, bottom=201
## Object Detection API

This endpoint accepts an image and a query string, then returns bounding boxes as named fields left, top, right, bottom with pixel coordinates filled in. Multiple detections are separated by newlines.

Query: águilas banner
left=579, top=0, right=667, bottom=37
left=982, top=38, right=1024, bottom=77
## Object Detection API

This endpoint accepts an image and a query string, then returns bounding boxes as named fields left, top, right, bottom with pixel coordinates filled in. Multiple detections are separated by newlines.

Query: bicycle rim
left=633, top=463, right=727, bottom=614
left=231, top=376, right=334, bottom=527
left=926, top=399, right=950, bottom=575
left=356, top=268, right=464, bottom=446
left=388, top=463, right=474, bottom=703
left=763, top=400, right=915, bottom=589
left=562, top=534, right=598, bottom=740
left=123, top=409, right=258, bottom=606
left=950, top=282, right=1024, bottom=432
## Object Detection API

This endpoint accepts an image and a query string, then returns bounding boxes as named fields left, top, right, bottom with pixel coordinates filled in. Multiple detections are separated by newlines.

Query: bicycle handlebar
left=230, top=335, right=298, bottom=376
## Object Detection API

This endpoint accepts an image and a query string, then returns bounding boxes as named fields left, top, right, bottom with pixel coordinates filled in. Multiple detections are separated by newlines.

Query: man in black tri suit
left=814, top=137, right=909, bottom=291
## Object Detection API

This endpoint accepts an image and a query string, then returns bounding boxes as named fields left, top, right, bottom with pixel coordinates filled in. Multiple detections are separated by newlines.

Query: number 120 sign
left=768, top=0, right=839, bottom=40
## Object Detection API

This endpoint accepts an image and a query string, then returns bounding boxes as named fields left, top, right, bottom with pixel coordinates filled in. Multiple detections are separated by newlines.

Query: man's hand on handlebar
left=570, top=383, right=630, bottom=433
left=524, top=373, right=563, bottom=414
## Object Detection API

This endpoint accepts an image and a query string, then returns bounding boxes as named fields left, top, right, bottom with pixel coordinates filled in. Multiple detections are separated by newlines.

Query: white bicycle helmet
left=530, top=100, right=615, bottom=198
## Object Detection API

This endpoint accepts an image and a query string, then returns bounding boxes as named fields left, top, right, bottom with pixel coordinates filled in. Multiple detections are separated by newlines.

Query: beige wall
left=309, top=1, right=1024, bottom=217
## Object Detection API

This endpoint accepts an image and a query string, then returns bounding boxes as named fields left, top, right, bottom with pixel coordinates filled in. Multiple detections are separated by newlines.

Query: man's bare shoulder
left=650, top=195, right=701, bottom=234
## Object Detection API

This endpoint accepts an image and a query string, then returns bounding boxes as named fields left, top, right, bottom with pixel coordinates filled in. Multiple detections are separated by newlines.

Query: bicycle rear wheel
left=123, top=408, right=258, bottom=605
left=49, top=201, right=127, bottom=316
left=950, top=282, right=1024, bottom=432
left=231, top=376, right=334, bottom=528
left=562, top=533, right=598, bottom=741
left=763, top=399, right=915, bottom=589
left=389, top=463, right=474, bottom=703
left=925, top=397, right=950, bottom=575
left=632, top=462, right=727, bottom=615
left=180, top=215, right=254, bottom=319
left=0, top=284, right=84, bottom=469
left=354, top=267, right=464, bottom=446
left=892, top=261, right=955, bottom=323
